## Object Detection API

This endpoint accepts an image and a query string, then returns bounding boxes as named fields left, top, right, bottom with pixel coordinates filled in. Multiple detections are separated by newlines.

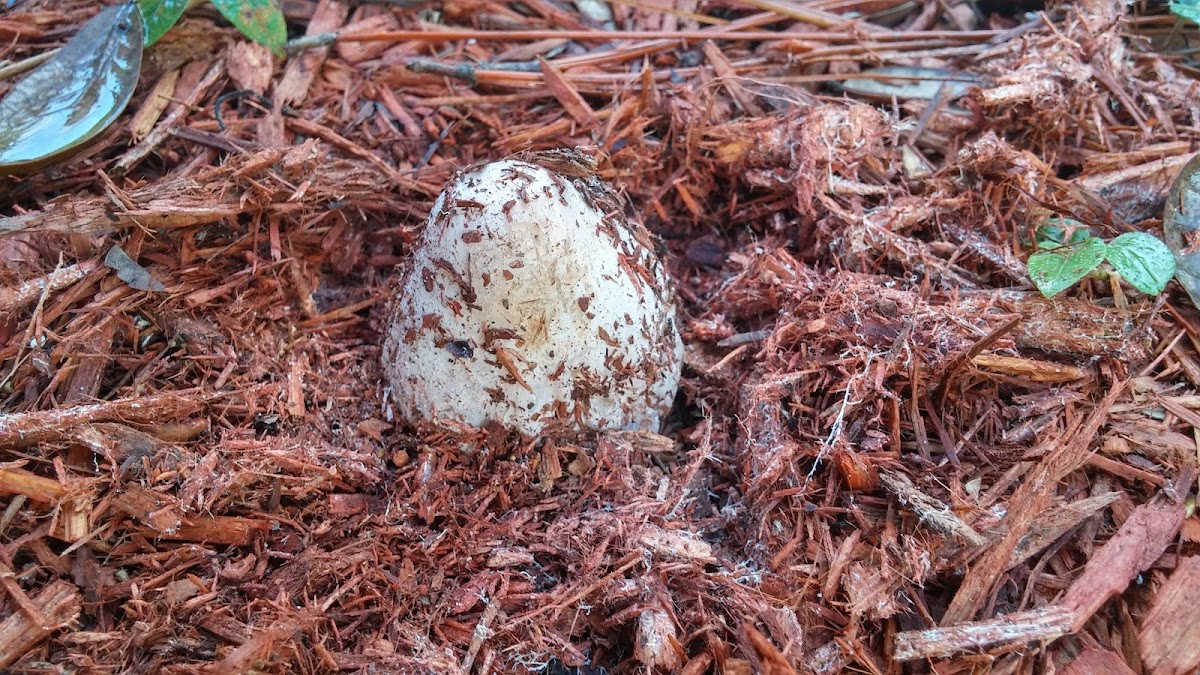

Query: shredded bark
left=3, top=0, right=1200, bottom=672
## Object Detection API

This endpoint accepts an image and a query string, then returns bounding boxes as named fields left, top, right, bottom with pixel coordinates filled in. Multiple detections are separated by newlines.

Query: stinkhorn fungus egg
left=382, top=151, right=683, bottom=437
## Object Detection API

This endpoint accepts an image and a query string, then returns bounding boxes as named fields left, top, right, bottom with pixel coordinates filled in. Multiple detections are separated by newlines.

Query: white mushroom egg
left=382, top=152, right=683, bottom=437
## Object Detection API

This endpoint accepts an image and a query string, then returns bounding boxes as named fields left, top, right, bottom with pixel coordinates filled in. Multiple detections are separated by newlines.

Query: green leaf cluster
left=138, top=0, right=287, bottom=53
left=1027, top=219, right=1176, bottom=298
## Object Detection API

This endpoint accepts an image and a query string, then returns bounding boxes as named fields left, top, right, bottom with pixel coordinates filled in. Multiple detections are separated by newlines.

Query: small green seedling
left=1027, top=218, right=1177, bottom=298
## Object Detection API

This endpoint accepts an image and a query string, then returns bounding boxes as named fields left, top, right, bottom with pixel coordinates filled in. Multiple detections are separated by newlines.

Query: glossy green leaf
left=212, top=0, right=287, bottom=54
left=1106, top=232, right=1176, bottom=296
left=1027, top=237, right=1107, bottom=298
left=137, top=0, right=189, bottom=46
left=0, top=3, right=144, bottom=175
left=1171, top=0, right=1200, bottom=24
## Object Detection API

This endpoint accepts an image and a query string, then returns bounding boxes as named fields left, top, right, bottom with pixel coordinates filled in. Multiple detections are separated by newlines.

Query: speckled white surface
left=382, top=157, right=683, bottom=436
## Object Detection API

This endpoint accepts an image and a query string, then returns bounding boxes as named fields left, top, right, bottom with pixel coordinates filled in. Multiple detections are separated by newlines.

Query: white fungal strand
left=382, top=152, right=683, bottom=436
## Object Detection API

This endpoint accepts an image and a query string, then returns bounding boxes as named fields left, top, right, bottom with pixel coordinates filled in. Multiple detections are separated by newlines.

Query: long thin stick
left=339, top=28, right=1000, bottom=43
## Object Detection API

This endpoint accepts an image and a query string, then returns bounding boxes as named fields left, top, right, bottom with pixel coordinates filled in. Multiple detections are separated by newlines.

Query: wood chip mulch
left=4, top=0, right=1200, bottom=672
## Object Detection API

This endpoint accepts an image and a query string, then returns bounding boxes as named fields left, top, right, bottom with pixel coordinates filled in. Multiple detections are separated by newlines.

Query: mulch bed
left=3, top=0, right=1200, bottom=672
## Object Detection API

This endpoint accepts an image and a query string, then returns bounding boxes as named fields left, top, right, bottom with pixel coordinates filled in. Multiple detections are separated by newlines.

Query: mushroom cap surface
left=382, top=155, right=683, bottom=436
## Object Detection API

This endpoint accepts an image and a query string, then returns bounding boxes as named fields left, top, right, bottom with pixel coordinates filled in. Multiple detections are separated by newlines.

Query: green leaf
left=1106, top=232, right=1176, bottom=295
left=0, top=4, right=143, bottom=175
left=1034, top=217, right=1092, bottom=250
left=1171, top=0, right=1200, bottom=24
left=1027, top=236, right=1107, bottom=298
left=212, top=0, right=287, bottom=54
left=137, top=0, right=189, bottom=46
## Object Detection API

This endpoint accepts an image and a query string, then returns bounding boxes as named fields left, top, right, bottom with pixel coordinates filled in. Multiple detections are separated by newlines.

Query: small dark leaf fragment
left=105, top=245, right=166, bottom=292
